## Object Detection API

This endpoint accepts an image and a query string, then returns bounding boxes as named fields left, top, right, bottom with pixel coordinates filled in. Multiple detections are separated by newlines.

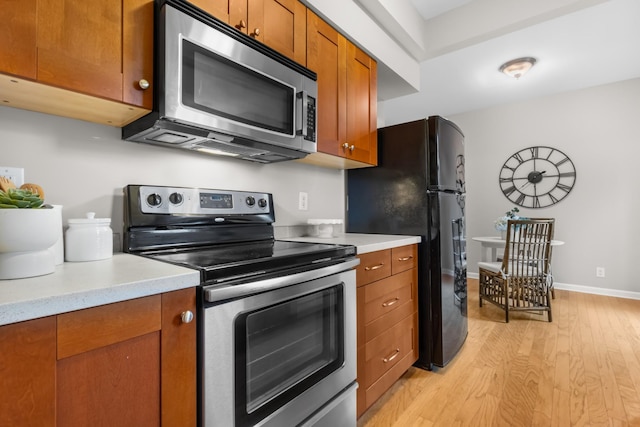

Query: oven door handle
left=203, top=258, right=360, bottom=302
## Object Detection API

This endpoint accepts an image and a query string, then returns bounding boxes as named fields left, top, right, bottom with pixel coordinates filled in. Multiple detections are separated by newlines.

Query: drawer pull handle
left=397, top=256, right=413, bottom=261
left=383, top=348, right=400, bottom=363
left=382, top=298, right=399, bottom=307
left=365, top=263, right=384, bottom=271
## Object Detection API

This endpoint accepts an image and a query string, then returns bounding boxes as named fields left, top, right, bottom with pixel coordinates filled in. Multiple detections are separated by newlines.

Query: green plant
left=494, top=207, right=520, bottom=231
left=0, top=189, right=44, bottom=209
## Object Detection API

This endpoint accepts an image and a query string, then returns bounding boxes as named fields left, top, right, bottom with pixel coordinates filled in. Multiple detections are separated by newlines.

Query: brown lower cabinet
left=356, top=244, right=419, bottom=417
left=0, top=288, right=196, bottom=427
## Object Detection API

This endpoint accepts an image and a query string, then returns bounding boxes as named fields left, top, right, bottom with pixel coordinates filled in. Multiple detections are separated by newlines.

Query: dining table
left=471, top=236, right=565, bottom=262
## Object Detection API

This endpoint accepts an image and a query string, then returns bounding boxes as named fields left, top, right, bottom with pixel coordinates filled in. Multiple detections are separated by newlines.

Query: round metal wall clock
left=499, top=146, right=576, bottom=208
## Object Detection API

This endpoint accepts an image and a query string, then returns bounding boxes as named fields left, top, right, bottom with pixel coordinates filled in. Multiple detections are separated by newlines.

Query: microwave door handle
left=296, top=91, right=308, bottom=138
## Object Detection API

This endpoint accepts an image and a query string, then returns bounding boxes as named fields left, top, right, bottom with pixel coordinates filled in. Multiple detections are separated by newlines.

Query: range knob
left=169, top=192, right=183, bottom=205
left=258, top=198, right=268, bottom=208
left=147, top=193, right=162, bottom=206
left=245, top=196, right=255, bottom=206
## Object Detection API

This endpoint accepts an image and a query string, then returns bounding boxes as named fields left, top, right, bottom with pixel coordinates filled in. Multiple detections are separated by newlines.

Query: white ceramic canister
left=65, top=212, right=113, bottom=262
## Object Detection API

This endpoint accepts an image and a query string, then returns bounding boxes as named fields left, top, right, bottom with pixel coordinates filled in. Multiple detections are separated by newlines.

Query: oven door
left=201, top=264, right=357, bottom=427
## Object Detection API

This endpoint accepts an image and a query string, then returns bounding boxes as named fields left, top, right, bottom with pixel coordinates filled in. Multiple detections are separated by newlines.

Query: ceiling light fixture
left=499, top=57, right=537, bottom=79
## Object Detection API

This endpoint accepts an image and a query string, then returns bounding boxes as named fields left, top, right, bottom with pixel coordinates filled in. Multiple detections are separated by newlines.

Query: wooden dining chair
left=478, top=218, right=555, bottom=322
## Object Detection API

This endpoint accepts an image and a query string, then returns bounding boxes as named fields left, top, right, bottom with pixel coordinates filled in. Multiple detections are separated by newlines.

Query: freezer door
left=427, top=116, right=465, bottom=192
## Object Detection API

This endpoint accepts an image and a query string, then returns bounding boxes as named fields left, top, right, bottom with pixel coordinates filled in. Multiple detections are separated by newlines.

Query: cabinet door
left=190, top=0, right=230, bottom=23
left=123, top=0, right=154, bottom=108
left=0, top=0, right=37, bottom=79
left=0, top=317, right=56, bottom=427
left=249, top=0, right=306, bottom=65
left=346, top=42, right=378, bottom=165
left=56, top=295, right=163, bottom=426
left=37, top=0, right=124, bottom=101
left=307, top=10, right=346, bottom=158
left=161, top=288, right=197, bottom=426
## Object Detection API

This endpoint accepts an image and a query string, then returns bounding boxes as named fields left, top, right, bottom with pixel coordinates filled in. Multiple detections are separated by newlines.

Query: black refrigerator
left=347, top=116, right=467, bottom=369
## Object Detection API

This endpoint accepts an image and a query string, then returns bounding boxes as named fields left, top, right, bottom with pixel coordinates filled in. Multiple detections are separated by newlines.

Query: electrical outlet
left=596, top=267, right=605, bottom=278
left=0, top=167, right=24, bottom=187
left=298, top=192, right=308, bottom=211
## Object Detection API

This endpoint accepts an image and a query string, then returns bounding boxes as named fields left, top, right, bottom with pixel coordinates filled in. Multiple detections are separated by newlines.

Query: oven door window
left=234, top=284, right=344, bottom=426
left=182, top=40, right=294, bottom=135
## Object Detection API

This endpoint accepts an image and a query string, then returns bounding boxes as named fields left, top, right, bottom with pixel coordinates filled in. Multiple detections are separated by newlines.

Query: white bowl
left=307, top=219, right=343, bottom=238
left=0, top=208, right=58, bottom=279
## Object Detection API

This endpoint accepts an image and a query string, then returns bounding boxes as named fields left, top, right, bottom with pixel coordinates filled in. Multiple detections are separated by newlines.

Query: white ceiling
left=364, top=0, right=640, bottom=116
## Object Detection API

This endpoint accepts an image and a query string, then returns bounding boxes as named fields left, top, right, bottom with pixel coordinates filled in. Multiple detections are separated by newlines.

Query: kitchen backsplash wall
left=1, top=106, right=345, bottom=250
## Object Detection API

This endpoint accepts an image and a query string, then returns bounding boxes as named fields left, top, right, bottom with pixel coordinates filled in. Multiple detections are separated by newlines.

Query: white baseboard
left=467, top=272, right=640, bottom=300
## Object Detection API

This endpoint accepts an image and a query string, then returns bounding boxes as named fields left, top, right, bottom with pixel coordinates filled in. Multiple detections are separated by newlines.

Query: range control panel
left=138, top=185, right=271, bottom=215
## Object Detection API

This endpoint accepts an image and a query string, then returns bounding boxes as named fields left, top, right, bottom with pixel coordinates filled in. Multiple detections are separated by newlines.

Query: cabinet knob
left=181, top=310, right=194, bottom=324
left=252, top=28, right=261, bottom=37
left=349, top=145, right=355, bottom=152
left=342, top=143, right=349, bottom=150
left=239, top=19, right=247, bottom=29
left=138, top=79, right=150, bottom=90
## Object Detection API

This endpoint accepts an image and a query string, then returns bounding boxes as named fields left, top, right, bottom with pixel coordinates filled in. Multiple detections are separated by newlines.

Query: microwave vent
left=149, top=132, right=196, bottom=144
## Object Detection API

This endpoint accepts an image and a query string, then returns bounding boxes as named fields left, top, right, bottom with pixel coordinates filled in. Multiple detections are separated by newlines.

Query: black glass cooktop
left=142, top=240, right=356, bottom=284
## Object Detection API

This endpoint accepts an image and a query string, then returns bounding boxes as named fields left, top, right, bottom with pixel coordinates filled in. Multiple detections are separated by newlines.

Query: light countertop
left=284, top=233, right=422, bottom=254
left=0, top=234, right=420, bottom=326
left=0, top=253, right=200, bottom=326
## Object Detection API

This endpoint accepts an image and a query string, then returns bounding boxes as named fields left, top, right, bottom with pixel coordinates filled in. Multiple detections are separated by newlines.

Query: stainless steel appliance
left=122, top=0, right=317, bottom=163
left=347, top=116, right=468, bottom=369
left=123, top=185, right=358, bottom=427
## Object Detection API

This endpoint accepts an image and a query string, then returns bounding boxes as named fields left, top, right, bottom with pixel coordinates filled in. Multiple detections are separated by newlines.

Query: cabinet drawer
left=362, top=269, right=417, bottom=343
left=363, top=312, right=418, bottom=389
left=57, top=295, right=162, bottom=359
left=356, top=250, right=391, bottom=287
left=365, top=335, right=417, bottom=410
left=391, top=244, right=417, bottom=274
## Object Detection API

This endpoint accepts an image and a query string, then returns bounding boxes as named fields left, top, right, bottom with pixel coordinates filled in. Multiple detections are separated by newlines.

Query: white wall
left=1, top=106, right=345, bottom=249
left=381, top=78, right=640, bottom=297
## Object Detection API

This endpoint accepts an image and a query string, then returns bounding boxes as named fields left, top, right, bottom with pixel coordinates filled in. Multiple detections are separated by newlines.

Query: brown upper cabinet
left=302, top=10, right=378, bottom=169
left=37, top=0, right=153, bottom=109
left=0, top=0, right=153, bottom=126
left=0, top=0, right=37, bottom=79
left=192, top=0, right=307, bottom=65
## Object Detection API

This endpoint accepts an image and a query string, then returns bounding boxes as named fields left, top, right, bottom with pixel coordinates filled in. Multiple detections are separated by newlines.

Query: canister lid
left=68, top=212, right=111, bottom=226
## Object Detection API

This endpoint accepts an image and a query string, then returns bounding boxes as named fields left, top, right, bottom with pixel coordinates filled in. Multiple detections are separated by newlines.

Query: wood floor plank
left=577, top=291, right=610, bottom=426
left=358, top=279, right=640, bottom=427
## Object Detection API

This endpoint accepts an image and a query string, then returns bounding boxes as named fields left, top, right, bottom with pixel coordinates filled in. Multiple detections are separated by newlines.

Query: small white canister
left=65, top=212, right=113, bottom=262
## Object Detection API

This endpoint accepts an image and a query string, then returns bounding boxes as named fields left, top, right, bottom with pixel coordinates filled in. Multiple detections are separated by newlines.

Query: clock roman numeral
left=529, top=147, right=538, bottom=158
left=554, top=157, right=570, bottom=167
left=513, top=153, right=525, bottom=164
left=559, top=171, right=576, bottom=178
left=515, top=193, right=526, bottom=206
left=556, top=183, right=572, bottom=193
left=549, top=193, right=559, bottom=204
left=503, top=185, right=516, bottom=196
left=533, top=196, right=541, bottom=208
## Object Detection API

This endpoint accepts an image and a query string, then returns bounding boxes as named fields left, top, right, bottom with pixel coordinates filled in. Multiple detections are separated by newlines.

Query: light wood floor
left=357, top=279, right=640, bottom=427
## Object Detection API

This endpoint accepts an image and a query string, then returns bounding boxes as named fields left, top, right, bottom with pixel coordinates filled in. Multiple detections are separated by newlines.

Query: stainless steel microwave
left=123, top=0, right=317, bottom=163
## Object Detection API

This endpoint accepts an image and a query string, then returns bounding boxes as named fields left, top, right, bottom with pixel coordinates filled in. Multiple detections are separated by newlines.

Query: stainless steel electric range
left=123, top=185, right=358, bottom=427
